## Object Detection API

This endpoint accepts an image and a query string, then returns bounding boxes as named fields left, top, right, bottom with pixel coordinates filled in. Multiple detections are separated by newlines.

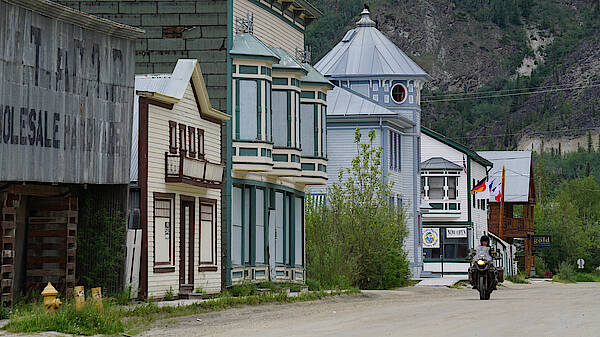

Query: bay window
left=300, top=103, right=316, bottom=156
left=272, top=90, right=289, bottom=147
left=238, top=79, right=258, bottom=140
left=295, top=92, right=300, bottom=148
left=422, top=172, right=460, bottom=200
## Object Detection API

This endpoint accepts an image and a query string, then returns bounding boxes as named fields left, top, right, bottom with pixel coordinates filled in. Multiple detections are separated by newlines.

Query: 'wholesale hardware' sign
left=0, top=2, right=136, bottom=184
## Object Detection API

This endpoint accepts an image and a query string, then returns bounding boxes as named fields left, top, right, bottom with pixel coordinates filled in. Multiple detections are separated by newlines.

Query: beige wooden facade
left=233, top=0, right=306, bottom=56
left=134, top=60, right=229, bottom=298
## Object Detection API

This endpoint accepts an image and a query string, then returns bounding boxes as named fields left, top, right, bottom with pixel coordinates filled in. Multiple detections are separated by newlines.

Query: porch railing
left=165, top=153, right=224, bottom=185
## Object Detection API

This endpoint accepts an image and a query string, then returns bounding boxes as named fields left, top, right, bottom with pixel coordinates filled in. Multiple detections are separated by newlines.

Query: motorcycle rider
left=470, top=235, right=499, bottom=289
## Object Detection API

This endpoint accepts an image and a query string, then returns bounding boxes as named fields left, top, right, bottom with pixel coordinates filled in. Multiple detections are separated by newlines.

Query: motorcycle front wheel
left=479, top=276, right=486, bottom=300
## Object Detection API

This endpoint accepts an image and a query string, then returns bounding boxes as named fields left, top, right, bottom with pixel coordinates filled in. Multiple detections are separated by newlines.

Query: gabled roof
left=314, top=9, right=430, bottom=80
left=478, top=151, right=533, bottom=203
left=230, top=33, right=280, bottom=63
left=326, top=86, right=414, bottom=127
left=135, top=59, right=230, bottom=121
left=4, top=0, right=144, bottom=40
left=269, top=47, right=308, bottom=75
left=421, top=157, right=463, bottom=170
left=301, top=62, right=333, bottom=89
left=421, top=127, right=492, bottom=168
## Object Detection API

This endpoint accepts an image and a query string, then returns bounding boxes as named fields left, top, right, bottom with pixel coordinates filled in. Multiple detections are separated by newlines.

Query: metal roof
left=326, top=86, right=414, bottom=127
left=269, top=47, right=308, bottom=74
left=421, top=157, right=463, bottom=170
left=230, top=33, right=280, bottom=62
left=3, top=0, right=144, bottom=40
left=421, top=127, right=492, bottom=168
left=301, top=62, right=333, bottom=88
left=478, top=151, right=532, bottom=203
left=314, top=9, right=430, bottom=79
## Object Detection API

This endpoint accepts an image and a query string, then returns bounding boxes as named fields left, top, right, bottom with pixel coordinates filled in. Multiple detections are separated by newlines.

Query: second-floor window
left=168, top=121, right=205, bottom=159
left=389, top=131, right=401, bottom=171
left=422, top=173, right=459, bottom=200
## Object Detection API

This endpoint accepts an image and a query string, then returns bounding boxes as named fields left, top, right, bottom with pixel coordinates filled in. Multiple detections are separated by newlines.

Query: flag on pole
left=462, top=155, right=467, bottom=174
left=471, top=178, right=486, bottom=194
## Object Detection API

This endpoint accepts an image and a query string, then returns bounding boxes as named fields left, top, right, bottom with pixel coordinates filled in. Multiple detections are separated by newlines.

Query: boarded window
left=154, top=197, right=173, bottom=266
left=197, top=128, right=205, bottom=157
left=169, top=121, right=177, bottom=153
left=179, top=123, right=187, bottom=154
left=239, top=80, right=258, bottom=140
left=188, top=127, right=196, bottom=158
left=200, top=202, right=215, bottom=265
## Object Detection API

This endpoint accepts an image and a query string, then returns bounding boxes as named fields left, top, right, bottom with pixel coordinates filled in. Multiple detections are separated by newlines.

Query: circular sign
left=422, top=228, right=440, bottom=248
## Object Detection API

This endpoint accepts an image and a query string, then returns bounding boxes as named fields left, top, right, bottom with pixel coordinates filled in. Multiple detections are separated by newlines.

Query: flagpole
left=499, top=166, right=505, bottom=239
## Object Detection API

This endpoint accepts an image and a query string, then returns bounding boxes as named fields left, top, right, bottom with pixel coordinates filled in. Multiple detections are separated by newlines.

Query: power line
left=422, top=83, right=564, bottom=99
left=421, top=82, right=600, bottom=103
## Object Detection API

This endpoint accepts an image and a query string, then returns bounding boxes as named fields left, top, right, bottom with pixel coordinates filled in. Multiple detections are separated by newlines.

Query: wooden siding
left=145, top=84, right=222, bottom=297
left=233, top=0, right=304, bottom=56
left=0, top=2, right=135, bottom=184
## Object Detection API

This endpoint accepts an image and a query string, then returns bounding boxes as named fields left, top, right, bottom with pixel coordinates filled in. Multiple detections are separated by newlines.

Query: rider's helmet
left=480, top=235, right=490, bottom=246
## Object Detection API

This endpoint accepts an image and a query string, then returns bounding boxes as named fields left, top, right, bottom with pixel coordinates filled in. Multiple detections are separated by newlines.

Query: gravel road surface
left=139, top=281, right=600, bottom=337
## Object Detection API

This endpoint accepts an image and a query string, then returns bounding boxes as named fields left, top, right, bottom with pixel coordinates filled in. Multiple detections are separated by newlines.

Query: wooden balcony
left=488, top=217, right=534, bottom=239
left=165, top=153, right=223, bottom=188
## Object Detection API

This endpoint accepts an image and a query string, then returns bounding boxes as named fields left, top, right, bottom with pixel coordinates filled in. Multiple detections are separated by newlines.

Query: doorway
left=179, top=197, right=195, bottom=293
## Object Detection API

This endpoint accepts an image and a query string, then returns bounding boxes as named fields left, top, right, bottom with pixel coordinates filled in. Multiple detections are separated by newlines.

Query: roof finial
left=357, top=4, right=375, bottom=27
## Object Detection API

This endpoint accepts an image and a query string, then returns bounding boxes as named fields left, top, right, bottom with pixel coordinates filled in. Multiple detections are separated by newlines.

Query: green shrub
left=535, top=256, right=549, bottom=277
left=164, top=286, right=175, bottom=301
left=306, top=129, right=410, bottom=290
left=3, top=301, right=124, bottom=336
left=557, top=261, right=575, bottom=281
left=229, top=283, right=257, bottom=297
left=113, top=286, right=132, bottom=305
left=574, top=273, right=600, bottom=282
left=305, top=279, right=322, bottom=291
left=506, top=274, right=529, bottom=284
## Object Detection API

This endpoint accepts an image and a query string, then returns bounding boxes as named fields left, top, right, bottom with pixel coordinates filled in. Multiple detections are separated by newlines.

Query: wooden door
left=179, top=197, right=195, bottom=292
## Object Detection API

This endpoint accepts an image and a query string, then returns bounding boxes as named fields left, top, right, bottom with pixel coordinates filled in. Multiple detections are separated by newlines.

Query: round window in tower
left=390, top=83, right=407, bottom=104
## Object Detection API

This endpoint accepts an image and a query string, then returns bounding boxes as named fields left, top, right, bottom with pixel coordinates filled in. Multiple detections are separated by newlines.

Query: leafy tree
left=306, top=128, right=409, bottom=289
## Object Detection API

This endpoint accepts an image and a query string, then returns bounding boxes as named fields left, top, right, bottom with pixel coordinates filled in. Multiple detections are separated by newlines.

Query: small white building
left=420, top=128, right=492, bottom=276
left=129, top=60, right=230, bottom=299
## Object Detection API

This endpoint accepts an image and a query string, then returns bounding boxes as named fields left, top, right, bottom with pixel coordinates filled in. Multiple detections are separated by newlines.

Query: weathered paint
left=0, top=1, right=136, bottom=184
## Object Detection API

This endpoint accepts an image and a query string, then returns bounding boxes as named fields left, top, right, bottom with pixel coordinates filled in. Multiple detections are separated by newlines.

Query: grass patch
left=447, top=281, right=470, bottom=289
left=552, top=275, right=576, bottom=283
left=3, top=288, right=360, bottom=335
left=4, top=301, right=124, bottom=336
left=506, top=274, right=529, bottom=284
left=574, top=273, right=600, bottom=282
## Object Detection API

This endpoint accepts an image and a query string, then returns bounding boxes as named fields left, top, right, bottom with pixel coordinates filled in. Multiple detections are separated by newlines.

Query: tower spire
left=357, top=4, right=375, bottom=27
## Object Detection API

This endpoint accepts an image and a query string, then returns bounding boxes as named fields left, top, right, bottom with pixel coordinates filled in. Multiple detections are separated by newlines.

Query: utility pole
left=499, top=166, right=505, bottom=239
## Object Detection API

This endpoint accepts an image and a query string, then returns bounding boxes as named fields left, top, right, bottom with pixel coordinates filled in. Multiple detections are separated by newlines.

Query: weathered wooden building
left=0, top=0, right=142, bottom=302
left=129, top=59, right=229, bottom=299
left=479, top=151, right=536, bottom=275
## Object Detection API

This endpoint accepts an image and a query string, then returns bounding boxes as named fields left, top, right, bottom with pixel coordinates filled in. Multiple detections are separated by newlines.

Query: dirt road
left=141, top=281, right=600, bottom=337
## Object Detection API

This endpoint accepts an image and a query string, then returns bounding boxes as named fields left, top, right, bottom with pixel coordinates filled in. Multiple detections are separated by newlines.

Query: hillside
left=306, top=0, right=600, bottom=150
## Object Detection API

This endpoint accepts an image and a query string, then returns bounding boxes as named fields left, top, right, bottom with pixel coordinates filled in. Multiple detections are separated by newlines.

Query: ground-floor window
left=231, top=183, right=304, bottom=268
left=199, top=200, right=216, bottom=265
left=423, top=228, right=469, bottom=261
left=153, top=193, right=175, bottom=267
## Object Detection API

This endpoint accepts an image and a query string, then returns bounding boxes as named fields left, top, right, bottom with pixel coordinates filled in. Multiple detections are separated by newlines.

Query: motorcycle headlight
left=477, top=259, right=486, bottom=266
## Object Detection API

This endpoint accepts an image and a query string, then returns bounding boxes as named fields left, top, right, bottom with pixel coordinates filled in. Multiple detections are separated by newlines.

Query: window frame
left=153, top=193, right=176, bottom=272
left=197, top=128, right=205, bottom=158
left=168, top=121, right=177, bottom=154
left=178, top=123, right=187, bottom=156
left=199, top=198, right=217, bottom=266
left=390, top=83, right=408, bottom=104
left=188, top=126, right=196, bottom=158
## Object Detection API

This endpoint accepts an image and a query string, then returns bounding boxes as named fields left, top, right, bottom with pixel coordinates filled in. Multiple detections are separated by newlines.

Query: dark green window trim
left=268, top=68, right=272, bottom=77
left=267, top=149, right=272, bottom=157
left=257, top=80, right=262, bottom=140
left=250, top=186, right=256, bottom=265
left=318, top=164, right=326, bottom=172
left=239, top=148, right=258, bottom=156
left=232, top=64, right=236, bottom=74
left=301, top=91, right=315, bottom=99
left=235, top=79, right=240, bottom=139
left=239, top=65, right=259, bottom=74
left=301, top=163, right=315, bottom=171
left=429, top=203, right=443, bottom=210
left=273, top=154, right=288, bottom=162
left=273, top=77, right=288, bottom=86
left=261, top=148, right=267, bottom=157
left=313, top=104, right=318, bottom=156
left=287, top=91, right=291, bottom=147
left=261, top=66, right=267, bottom=75
left=289, top=193, right=295, bottom=267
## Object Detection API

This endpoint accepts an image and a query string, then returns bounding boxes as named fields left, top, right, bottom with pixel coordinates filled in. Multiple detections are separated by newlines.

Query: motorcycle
left=468, top=247, right=503, bottom=300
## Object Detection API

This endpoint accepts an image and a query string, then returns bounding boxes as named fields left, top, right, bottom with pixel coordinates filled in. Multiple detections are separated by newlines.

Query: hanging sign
left=446, top=228, right=467, bottom=238
left=532, top=235, right=551, bottom=247
left=422, top=228, right=440, bottom=248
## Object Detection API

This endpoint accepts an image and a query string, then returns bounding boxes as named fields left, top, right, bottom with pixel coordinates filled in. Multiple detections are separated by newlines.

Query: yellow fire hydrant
left=41, top=282, right=62, bottom=312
